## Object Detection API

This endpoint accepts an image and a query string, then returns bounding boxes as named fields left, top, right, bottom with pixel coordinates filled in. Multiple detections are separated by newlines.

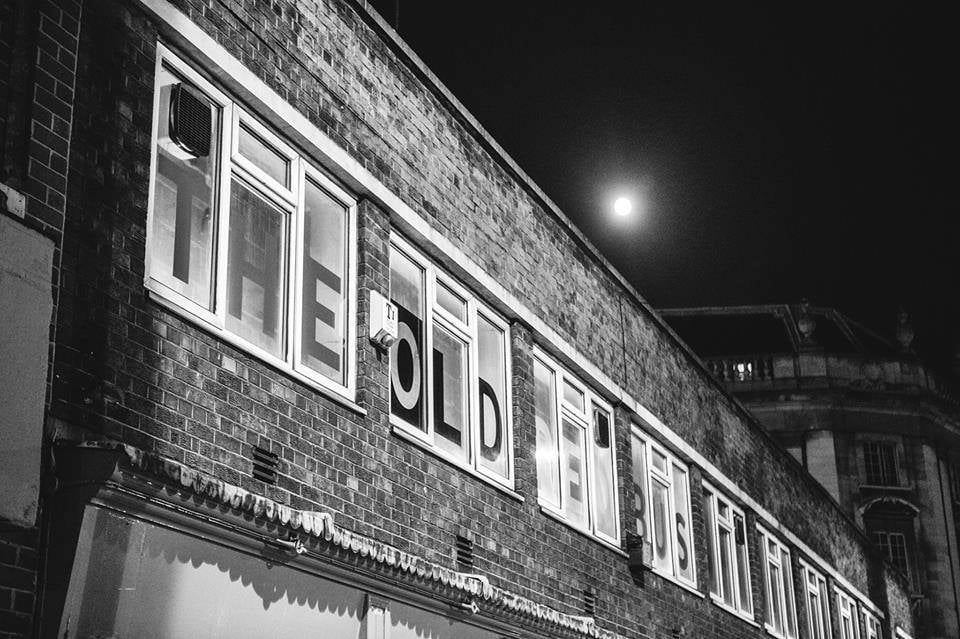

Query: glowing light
left=613, top=197, right=632, bottom=217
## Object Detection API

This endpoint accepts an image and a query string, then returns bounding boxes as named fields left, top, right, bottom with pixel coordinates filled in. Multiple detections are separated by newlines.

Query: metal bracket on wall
left=1, top=182, right=26, bottom=218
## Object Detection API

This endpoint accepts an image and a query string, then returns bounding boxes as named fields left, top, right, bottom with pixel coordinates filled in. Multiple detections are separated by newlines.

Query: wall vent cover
left=455, top=534, right=474, bottom=570
left=583, top=588, right=597, bottom=617
left=169, top=83, right=212, bottom=158
left=252, top=446, right=279, bottom=484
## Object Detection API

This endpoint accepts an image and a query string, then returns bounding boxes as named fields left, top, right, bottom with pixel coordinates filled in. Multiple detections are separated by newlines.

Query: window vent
left=455, top=534, right=474, bottom=570
left=252, top=446, right=279, bottom=484
left=583, top=588, right=597, bottom=617
left=169, top=83, right=212, bottom=158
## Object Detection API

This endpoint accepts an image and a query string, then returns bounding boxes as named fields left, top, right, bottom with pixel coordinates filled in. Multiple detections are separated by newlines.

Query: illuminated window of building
left=799, top=560, right=831, bottom=639
left=758, top=526, right=798, bottom=639
left=388, top=236, right=514, bottom=487
left=146, top=45, right=357, bottom=401
left=533, top=349, right=619, bottom=545
left=863, top=609, right=882, bottom=639
left=703, top=483, right=752, bottom=618
left=632, top=428, right=696, bottom=588
left=836, top=589, right=861, bottom=639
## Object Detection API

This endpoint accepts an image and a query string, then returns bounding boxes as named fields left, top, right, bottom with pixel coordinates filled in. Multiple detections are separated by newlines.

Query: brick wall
left=41, top=0, right=915, bottom=637
left=0, top=529, right=38, bottom=639
left=0, top=2, right=81, bottom=638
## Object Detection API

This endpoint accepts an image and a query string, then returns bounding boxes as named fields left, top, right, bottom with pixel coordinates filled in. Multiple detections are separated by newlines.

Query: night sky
left=370, top=2, right=957, bottom=372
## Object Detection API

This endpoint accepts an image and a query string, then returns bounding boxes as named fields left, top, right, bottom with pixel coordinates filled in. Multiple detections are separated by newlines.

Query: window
left=146, top=46, right=357, bottom=399
left=632, top=428, right=695, bottom=586
left=758, top=527, right=798, bottom=639
left=388, top=236, right=514, bottom=486
left=873, top=531, right=910, bottom=584
left=863, top=609, right=881, bottom=639
left=836, top=589, right=861, bottom=639
left=533, top=350, right=619, bottom=545
left=703, top=484, right=752, bottom=618
left=799, top=560, right=831, bottom=639
left=863, top=441, right=900, bottom=486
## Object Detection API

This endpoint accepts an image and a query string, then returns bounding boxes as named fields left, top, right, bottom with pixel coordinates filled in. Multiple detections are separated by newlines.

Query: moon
left=614, top=197, right=632, bottom=217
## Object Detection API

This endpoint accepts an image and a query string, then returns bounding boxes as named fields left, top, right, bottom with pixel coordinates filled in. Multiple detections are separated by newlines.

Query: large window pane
left=809, top=588, right=823, bottom=639
left=477, top=316, right=507, bottom=479
left=819, top=581, right=831, bottom=636
left=226, top=180, right=285, bottom=357
left=734, top=514, right=751, bottom=613
left=631, top=436, right=648, bottom=539
left=783, top=554, right=797, bottom=637
left=152, top=67, right=218, bottom=308
left=592, top=407, right=617, bottom=538
left=561, top=419, right=587, bottom=527
left=433, top=325, right=468, bottom=461
left=769, top=561, right=784, bottom=634
left=719, top=526, right=734, bottom=606
left=390, top=250, right=425, bottom=430
left=704, top=491, right=720, bottom=595
left=672, top=464, right=694, bottom=582
left=534, top=359, right=560, bottom=507
left=299, top=179, right=347, bottom=384
left=651, top=479, right=672, bottom=573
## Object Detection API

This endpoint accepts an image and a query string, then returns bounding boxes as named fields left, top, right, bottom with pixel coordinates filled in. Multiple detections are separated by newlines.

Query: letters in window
left=533, top=350, right=619, bottom=545
left=388, top=237, right=513, bottom=486
left=146, top=46, right=357, bottom=399
left=632, top=428, right=695, bottom=586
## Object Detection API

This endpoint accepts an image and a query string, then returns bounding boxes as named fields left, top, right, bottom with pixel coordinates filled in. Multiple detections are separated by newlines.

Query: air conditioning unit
left=369, top=290, right=398, bottom=348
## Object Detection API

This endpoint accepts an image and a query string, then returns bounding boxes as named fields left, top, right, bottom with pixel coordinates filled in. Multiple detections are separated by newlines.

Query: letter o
left=391, top=321, right=421, bottom=410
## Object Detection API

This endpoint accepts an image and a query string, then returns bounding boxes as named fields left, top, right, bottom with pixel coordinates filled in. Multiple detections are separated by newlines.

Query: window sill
left=146, top=285, right=366, bottom=417
left=859, top=483, right=913, bottom=491
left=537, top=504, right=626, bottom=556
left=647, top=566, right=704, bottom=598
left=390, top=423, right=523, bottom=502
left=763, top=623, right=796, bottom=639
left=708, top=593, right=759, bottom=627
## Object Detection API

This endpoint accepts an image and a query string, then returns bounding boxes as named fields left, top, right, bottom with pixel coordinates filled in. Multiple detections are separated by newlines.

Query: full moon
left=613, top=197, right=632, bottom=216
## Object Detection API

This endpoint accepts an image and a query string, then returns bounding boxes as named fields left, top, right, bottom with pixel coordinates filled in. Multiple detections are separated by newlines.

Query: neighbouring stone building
left=662, top=303, right=960, bottom=638
left=0, top=1, right=916, bottom=638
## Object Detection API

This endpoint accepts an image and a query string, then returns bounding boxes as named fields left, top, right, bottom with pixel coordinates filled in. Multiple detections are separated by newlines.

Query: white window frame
left=534, top=348, right=621, bottom=547
left=633, top=427, right=697, bottom=588
left=388, top=234, right=515, bottom=489
left=758, top=526, right=798, bottom=639
left=836, top=588, right=862, bottom=639
left=799, top=559, right=831, bottom=639
left=703, top=481, right=753, bottom=619
left=862, top=607, right=881, bottom=639
left=145, top=44, right=358, bottom=403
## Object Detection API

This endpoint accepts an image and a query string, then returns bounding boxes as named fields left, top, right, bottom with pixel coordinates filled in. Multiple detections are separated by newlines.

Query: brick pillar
left=0, top=1, right=82, bottom=637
